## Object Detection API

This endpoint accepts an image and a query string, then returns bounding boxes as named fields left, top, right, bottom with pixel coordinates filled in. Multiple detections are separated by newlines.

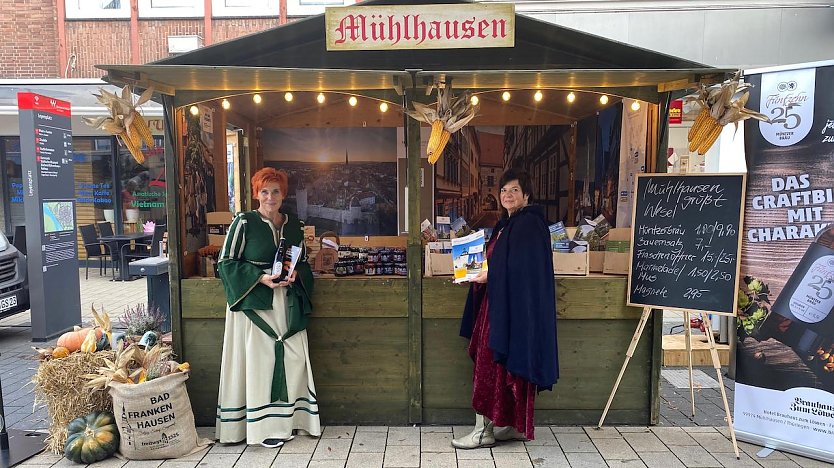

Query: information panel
left=627, top=173, right=745, bottom=315
left=18, top=92, right=81, bottom=341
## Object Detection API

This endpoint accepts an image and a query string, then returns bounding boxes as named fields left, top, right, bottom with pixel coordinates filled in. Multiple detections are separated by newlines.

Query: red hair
left=251, top=167, right=288, bottom=197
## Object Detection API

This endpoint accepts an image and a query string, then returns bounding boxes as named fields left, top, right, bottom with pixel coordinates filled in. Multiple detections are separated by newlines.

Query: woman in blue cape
left=453, top=168, right=559, bottom=449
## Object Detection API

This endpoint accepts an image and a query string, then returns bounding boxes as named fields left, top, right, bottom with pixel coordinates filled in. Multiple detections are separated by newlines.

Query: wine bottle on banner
left=272, top=237, right=288, bottom=282
left=757, top=225, right=834, bottom=358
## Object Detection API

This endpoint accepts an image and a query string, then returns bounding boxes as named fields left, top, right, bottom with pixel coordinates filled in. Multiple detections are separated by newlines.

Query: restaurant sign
left=325, top=3, right=515, bottom=51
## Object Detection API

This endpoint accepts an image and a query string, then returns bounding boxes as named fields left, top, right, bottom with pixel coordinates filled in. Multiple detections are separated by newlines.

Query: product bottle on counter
left=759, top=225, right=834, bottom=357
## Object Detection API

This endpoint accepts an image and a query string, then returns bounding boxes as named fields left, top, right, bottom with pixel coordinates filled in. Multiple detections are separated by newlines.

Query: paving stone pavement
left=2, top=271, right=830, bottom=467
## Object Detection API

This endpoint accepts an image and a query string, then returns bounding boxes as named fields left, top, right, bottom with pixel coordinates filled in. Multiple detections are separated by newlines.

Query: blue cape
left=460, top=205, right=559, bottom=390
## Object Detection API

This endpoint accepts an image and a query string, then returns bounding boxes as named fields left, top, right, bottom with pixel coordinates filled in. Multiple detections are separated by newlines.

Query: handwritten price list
left=628, top=174, right=745, bottom=314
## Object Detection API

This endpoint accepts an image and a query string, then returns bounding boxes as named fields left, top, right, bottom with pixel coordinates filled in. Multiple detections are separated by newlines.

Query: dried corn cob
left=131, top=114, right=155, bottom=148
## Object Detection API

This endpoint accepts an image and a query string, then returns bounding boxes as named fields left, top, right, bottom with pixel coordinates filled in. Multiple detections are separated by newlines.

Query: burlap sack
left=109, top=372, right=210, bottom=460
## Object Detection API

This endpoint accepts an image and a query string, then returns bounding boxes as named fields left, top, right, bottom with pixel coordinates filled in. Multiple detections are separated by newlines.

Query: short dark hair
left=499, top=167, right=534, bottom=201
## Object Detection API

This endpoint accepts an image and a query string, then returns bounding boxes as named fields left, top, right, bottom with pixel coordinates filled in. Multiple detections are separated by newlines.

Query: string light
left=533, top=90, right=543, bottom=102
left=566, top=92, right=576, bottom=103
left=317, top=93, right=326, bottom=104
left=284, top=92, right=293, bottom=102
left=189, top=105, right=199, bottom=116
left=599, top=95, right=609, bottom=105
left=253, top=94, right=262, bottom=104
left=631, top=101, right=641, bottom=111
left=379, top=102, right=389, bottom=112
left=470, top=95, right=479, bottom=106
left=348, top=96, right=358, bottom=106
left=221, top=99, right=230, bottom=110
left=501, top=91, right=511, bottom=102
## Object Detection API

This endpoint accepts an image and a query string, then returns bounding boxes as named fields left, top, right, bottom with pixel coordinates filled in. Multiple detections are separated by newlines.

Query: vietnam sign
left=325, top=3, right=515, bottom=51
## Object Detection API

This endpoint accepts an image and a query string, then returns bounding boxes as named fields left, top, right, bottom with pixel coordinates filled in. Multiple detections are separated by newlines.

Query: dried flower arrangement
left=119, top=303, right=166, bottom=337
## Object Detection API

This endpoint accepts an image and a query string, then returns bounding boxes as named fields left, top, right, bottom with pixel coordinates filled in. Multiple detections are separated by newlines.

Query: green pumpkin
left=64, top=411, right=120, bottom=464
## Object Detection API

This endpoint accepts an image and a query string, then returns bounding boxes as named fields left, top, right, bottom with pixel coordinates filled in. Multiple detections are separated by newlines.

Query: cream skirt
left=215, top=286, right=321, bottom=444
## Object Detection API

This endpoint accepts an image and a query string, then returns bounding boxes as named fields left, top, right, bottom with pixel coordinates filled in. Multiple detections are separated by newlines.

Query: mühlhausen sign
left=325, top=3, right=515, bottom=51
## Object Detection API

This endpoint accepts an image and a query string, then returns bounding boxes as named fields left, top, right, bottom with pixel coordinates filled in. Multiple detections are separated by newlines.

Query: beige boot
left=493, top=426, right=527, bottom=441
left=451, top=414, right=495, bottom=449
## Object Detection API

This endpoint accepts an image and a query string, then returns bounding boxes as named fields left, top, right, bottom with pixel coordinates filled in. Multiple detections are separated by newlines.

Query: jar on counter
left=379, top=248, right=392, bottom=263
left=395, top=262, right=408, bottom=276
left=358, top=247, right=368, bottom=262
left=382, top=262, right=395, bottom=275
left=367, top=248, right=379, bottom=263
left=365, top=262, right=377, bottom=276
left=392, top=249, right=405, bottom=263
left=338, top=245, right=350, bottom=260
left=346, top=260, right=355, bottom=275
left=355, top=260, right=365, bottom=275
left=334, top=261, right=348, bottom=277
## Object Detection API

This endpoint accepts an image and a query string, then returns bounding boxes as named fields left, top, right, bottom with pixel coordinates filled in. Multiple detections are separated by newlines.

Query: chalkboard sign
left=627, top=173, right=746, bottom=315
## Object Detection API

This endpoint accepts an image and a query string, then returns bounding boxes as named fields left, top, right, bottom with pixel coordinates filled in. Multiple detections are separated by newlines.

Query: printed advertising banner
left=734, top=64, right=834, bottom=463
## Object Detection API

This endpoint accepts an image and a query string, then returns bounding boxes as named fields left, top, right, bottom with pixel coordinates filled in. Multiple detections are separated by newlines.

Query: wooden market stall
left=98, top=0, right=729, bottom=426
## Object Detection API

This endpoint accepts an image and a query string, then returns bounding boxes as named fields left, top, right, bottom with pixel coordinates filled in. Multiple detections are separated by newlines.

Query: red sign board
left=668, top=99, right=682, bottom=124
left=17, top=92, right=72, bottom=117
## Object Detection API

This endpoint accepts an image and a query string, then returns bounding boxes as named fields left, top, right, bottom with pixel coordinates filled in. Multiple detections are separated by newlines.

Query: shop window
left=212, top=0, right=278, bottom=17
left=287, top=0, right=355, bottom=17
left=65, top=0, right=130, bottom=19
left=73, top=137, right=116, bottom=227
left=138, top=0, right=204, bottom=18
left=1, top=138, right=24, bottom=233
left=119, top=136, right=167, bottom=229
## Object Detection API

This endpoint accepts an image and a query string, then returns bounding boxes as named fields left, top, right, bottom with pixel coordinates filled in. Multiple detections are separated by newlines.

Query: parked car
left=0, top=230, right=29, bottom=319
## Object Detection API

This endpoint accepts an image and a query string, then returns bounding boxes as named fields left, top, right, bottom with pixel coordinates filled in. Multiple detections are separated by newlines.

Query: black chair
left=121, top=224, right=167, bottom=265
left=12, top=225, right=26, bottom=256
left=96, top=221, right=118, bottom=277
left=79, top=224, right=109, bottom=280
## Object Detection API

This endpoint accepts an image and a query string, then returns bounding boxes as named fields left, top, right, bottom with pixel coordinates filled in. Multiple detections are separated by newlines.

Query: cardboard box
left=424, top=245, right=453, bottom=276
left=589, top=251, right=605, bottom=273
left=553, top=251, right=588, bottom=276
left=206, top=211, right=233, bottom=246
left=603, top=228, right=631, bottom=275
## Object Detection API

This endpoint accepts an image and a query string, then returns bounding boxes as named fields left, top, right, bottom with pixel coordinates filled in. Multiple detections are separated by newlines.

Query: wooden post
left=684, top=311, right=695, bottom=416
left=701, top=313, right=740, bottom=459
left=162, top=96, right=184, bottom=359
left=404, top=89, right=423, bottom=424
left=598, top=306, right=652, bottom=427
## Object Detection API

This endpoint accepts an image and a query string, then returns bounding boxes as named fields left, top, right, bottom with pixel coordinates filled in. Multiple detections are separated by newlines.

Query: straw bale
left=32, top=351, right=116, bottom=454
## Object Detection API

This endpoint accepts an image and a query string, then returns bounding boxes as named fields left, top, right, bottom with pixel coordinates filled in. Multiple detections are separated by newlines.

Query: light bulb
left=599, top=95, right=609, bottom=105
left=533, top=90, right=543, bottom=102
left=501, top=91, right=511, bottom=102
left=379, top=102, right=389, bottom=112
left=349, top=96, right=358, bottom=107
left=189, top=105, right=199, bottom=116
left=317, top=93, right=326, bottom=104
left=631, top=100, right=641, bottom=111
left=567, top=92, right=576, bottom=103
left=470, top=95, right=479, bottom=106
left=284, top=92, right=293, bottom=102
left=221, top=99, right=230, bottom=110
left=253, top=94, right=262, bottom=104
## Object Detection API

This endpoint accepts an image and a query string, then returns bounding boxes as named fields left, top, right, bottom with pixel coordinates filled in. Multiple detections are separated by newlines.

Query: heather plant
left=119, top=303, right=165, bottom=336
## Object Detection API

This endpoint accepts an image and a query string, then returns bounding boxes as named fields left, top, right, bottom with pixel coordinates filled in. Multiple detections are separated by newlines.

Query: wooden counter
left=179, top=274, right=659, bottom=426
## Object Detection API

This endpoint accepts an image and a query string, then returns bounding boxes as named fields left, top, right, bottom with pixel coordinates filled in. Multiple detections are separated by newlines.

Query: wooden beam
left=163, top=96, right=185, bottom=360
left=405, top=89, right=423, bottom=424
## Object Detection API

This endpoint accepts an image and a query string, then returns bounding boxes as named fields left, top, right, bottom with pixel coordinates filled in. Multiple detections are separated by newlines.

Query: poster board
left=627, top=173, right=746, bottom=315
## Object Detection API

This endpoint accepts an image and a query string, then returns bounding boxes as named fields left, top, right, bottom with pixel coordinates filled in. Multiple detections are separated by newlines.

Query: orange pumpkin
left=57, top=328, right=103, bottom=352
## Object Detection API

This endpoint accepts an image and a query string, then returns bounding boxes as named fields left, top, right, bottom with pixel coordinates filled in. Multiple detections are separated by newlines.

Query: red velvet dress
left=467, top=231, right=537, bottom=440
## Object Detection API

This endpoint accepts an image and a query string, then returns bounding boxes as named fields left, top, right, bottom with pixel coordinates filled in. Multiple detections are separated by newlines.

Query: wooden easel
left=597, top=306, right=740, bottom=459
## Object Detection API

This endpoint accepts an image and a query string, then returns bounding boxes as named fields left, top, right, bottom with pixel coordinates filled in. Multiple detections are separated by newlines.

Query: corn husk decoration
left=83, top=86, right=155, bottom=164
left=407, top=86, right=477, bottom=165
left=84, top=342, right=188, bottom=390
left=685, top=72, right=769, bottom=154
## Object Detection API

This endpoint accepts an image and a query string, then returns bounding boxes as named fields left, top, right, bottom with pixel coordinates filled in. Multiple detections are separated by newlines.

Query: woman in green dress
left=215, top=167, right=320, bottom=448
